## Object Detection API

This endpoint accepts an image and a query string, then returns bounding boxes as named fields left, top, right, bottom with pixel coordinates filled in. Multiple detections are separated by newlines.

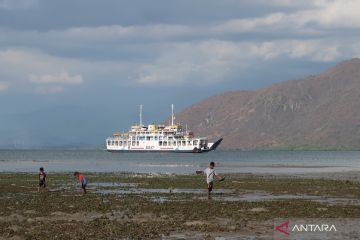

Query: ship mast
left=139, top=104, right=143, bottom=126
left=171, top=104, right=174, bottom=125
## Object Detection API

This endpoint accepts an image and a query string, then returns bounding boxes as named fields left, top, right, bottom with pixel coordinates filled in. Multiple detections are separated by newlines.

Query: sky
left=0, top=0, right=360, bottom=148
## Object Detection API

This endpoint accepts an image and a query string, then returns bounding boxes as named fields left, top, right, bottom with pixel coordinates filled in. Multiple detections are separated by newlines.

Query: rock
left=249, top=207, right=268, bottom=212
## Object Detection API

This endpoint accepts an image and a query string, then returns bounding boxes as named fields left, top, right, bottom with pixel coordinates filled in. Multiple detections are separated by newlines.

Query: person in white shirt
left=196, top=162, right=224, bottom=195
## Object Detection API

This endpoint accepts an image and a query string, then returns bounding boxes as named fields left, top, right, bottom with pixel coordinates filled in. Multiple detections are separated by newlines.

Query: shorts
left=81, top=184, right=87, bottom=188
left=207, top=182, right=213, bottom=192
left=39, top=180, right=46, bottom=188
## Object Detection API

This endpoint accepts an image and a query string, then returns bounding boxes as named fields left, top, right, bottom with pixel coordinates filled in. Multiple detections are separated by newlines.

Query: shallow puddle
left=51, top=181, right=360, bottom=206
left=124, top=188, right=360, bottom=205
left=197, top=192, right=360, bottom=205
left=97, top=188, right=233, bottom=195
left=91, top=182, right=138, bottom=187
left=208, top=191, right=321, bottom=202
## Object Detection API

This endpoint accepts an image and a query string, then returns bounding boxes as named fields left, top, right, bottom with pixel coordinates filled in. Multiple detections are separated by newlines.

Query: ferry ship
left=106, top=105, right=222, bottom=153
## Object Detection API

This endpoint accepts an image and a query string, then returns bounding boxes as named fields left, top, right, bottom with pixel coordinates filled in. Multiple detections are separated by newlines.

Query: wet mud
left=1, top=172, right=360, bottom=239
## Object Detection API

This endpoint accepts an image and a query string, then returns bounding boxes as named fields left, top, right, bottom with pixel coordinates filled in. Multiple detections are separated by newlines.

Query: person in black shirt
left=38, top=167, right=47, bottom=192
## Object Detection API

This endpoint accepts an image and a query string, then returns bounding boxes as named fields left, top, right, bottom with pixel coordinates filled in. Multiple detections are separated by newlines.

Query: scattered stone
left=249, top=207, right=268, bottom=212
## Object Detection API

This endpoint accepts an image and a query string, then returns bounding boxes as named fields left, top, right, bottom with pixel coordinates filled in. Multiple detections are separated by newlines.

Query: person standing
left=38, top=167, right=47, bottom=192
left=196, top=162, right=224, bottom=195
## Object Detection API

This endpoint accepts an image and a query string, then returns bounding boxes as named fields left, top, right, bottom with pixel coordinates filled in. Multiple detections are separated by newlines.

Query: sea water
left=0, top=149, right=360, bottom=174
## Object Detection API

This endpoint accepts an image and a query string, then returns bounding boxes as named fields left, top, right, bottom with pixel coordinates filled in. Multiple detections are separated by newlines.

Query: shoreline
left=1, top=169, right=360, bottom=180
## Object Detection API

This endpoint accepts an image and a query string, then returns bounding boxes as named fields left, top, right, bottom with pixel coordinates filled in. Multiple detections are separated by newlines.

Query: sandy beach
left=1, top=171, right=360, bottom=239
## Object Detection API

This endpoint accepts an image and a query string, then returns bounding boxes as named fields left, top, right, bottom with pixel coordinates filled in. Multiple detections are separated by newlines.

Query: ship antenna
left=171, top=104, right=174, bottom=126
left=140, top=104, right=143, bottom=126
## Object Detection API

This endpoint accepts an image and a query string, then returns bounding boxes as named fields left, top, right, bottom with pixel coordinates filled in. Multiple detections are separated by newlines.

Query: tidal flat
left=1, top=172, right=360, bottom=239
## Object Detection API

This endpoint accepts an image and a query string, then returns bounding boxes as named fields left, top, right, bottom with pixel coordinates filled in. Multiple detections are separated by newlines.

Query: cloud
left=1, top=1, right=356, bottom=62
left=0, top=0, right=359, bottom=90
left=0, top=81, right=8, bottom=92
left=260, top=0, right=317, bottom=8
left=214, top=13, right=287, bottom=33
left=42, top=24, right=194, bottom=45
left=0, top=49, right=89, bottom=94
left=215, top=0, right=360, bottom=35
left=134, top=39, right=342, bottom=85
left=250, top=40, right=340, bottom=62
left=0, top=24, right=355, bottom=95
left=0, top=0, right=38, bottom=9
left=313, top=0, right=360, bottom=28
left=29, top=72, right=83, bottom=85
left=134, top=41, right=249, bottom=85
left=0, top=48, right=140, bottom=94
left=34, top=85, right=64, bottom=94
left=0, top=37, right=348, bottom=92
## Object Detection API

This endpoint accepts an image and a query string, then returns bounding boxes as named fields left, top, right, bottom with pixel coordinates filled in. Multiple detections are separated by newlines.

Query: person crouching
left=74, top=171, right=88, bottom=194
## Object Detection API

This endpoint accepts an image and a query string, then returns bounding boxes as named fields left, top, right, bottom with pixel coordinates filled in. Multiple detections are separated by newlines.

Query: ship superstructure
left=106, top=105, right=222, bottom=153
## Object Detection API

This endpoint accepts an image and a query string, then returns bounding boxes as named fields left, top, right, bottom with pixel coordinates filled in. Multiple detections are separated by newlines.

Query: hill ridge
left=173, top=58, right=360, bottom=150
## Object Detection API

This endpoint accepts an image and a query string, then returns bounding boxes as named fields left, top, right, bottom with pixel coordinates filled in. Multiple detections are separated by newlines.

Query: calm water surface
left=1, top=150, right=360, bottom=174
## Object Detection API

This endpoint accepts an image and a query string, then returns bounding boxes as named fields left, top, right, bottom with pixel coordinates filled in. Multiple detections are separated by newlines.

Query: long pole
left=171, top=104, right=174, bottom=126
left=140, top=104, right=143, bottom=126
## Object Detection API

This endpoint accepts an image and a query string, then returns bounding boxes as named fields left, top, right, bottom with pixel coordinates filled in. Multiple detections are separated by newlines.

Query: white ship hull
left=106, top=138, right=223, bottom=153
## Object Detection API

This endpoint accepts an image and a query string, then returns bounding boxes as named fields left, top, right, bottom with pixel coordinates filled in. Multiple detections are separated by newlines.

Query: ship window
left=182, top=141, right=186, bottom=146
left=137, top=141, right=139, bottom=146
left=187, top=141, right=192, bottom=146
left=107, top=140, right=111, bottom=145
left=132, top=141, right=135, bottom=146
left=173, top=141, right=176, bottom=146
left=193, top=140, right=198, bottom=145
left=115, top=141, right=118, bottom=146
left=146, top=136, right=151, bottom=141
left=154, top=136, right=158, bottom=140
left=168, top=141, right=172, bottom=146
left=112, top=141, right=115, bottom=145
left=119, top=141, right=122, bottom=146
left=163, top=141, right=167, bottom=146
left=159, top=141, right=163, bottom=146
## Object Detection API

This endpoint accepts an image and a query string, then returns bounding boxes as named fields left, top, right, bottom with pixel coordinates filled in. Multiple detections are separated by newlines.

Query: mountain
left=173, top=58, right=360, bottom=150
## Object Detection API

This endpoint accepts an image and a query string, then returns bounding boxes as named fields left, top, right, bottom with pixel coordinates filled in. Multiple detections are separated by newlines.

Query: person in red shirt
left=74, top=171, right=88, bottom=194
